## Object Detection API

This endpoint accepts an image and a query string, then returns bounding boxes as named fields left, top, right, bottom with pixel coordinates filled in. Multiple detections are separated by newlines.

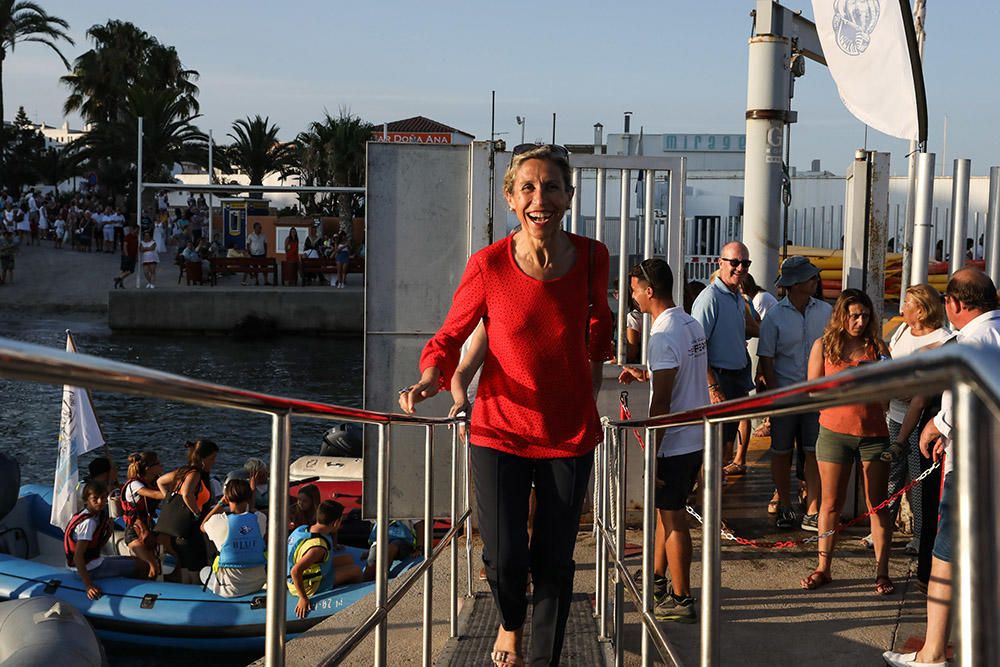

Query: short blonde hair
left=905, top=283, right=945, bottom=329
left=503, top=145, right=573, bottom=194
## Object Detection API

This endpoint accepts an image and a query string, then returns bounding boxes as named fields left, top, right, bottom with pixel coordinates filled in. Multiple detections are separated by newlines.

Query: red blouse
left=420, top=233, right=614, bottom=459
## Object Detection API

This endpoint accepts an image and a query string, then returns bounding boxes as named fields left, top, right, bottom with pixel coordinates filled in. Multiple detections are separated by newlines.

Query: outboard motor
left=0, top=597, right=103, bottom=666
left=0, top=453, right=19, bottom=524
left=320, top=423, right=363, bottom=458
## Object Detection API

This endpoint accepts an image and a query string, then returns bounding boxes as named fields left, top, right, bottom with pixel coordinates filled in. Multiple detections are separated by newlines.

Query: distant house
left=371, top=116, right=473, bottom=145
left=33, top=121, right=87, bottom=149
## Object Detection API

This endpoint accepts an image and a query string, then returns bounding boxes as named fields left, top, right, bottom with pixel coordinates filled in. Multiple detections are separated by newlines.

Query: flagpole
left=899, top=0, right=928, bottom=303
left=66, top=330, right=110, bottom=459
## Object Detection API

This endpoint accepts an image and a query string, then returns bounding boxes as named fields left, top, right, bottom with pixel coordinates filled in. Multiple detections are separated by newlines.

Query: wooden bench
left=300, top=257, right=337, bottom=285
left=208, top=257, right=278, bottom=286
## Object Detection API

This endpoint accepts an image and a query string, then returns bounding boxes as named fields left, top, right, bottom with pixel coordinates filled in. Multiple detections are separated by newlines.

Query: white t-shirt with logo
left=647, top=307, right=710, bottom=458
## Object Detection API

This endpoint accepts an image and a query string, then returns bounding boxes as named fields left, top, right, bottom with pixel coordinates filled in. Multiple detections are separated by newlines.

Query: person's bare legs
left=915, top=557, right=952, bottom=663
left=771, top=451, right=793, bottom=509
left=659, top=509, right=692, bottom=597
left=802, top=461, right=850, bottom=587
left=803, top=452, right=821, bottom=515
left=861, top=459, right=893, bottom=588
left=653, top=512, right=667, bottom=578
left=732, top=420, right=750, bottom=467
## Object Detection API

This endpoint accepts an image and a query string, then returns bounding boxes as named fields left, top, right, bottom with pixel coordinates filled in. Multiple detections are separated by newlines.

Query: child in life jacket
left=199, top=478, right=267, bottom=597
left=120, top=451, right=171, bottom=579
left=287, top=500, right=362, bottom=619
left=65, top=480, right=148, bottom=600
left=362, top=519, right=418, bottom=582
left=288, top=483, right=321, bottom=530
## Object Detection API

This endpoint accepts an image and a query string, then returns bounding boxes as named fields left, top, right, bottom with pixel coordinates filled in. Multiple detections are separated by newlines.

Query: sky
left=5, top=0, right=999, bottom=176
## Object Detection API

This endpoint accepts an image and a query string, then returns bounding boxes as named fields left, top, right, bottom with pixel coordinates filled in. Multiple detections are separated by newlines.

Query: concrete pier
left=107, top=286, right=362, bottom=333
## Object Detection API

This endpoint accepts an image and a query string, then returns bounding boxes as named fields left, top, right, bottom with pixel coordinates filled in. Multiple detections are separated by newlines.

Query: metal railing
left=595, top=344, right=1000, bottom=667
left=0, top=337, right=471, bottom=667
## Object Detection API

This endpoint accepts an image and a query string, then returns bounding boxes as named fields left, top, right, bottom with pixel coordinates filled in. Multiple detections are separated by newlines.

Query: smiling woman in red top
left=400, top=144, right=613, bottom=667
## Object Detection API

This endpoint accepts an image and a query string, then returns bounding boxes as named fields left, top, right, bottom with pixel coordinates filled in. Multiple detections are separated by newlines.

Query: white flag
left=50, top=334, right=106, bottom=529
left=812, top=0, right=923, bottom=141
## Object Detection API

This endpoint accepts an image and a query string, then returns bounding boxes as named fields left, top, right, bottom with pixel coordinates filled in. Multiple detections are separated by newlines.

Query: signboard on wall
left=662, top=134, right=745, bottom=152
left=370, top=132, right=453, bottom=145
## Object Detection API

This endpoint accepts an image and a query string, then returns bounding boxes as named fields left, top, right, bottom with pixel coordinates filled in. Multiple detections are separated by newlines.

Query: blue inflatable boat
left=0, top=485, right=413, bottom=651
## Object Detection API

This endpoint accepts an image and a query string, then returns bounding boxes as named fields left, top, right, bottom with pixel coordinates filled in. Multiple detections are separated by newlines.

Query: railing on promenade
left=0, top=337, right=472, bottom=667
left=595, top=344, right=1000, bottom=667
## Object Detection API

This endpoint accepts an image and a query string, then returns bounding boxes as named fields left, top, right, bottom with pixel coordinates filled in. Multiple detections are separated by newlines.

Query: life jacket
left=368, top=520, right=416, bottom=549
left=286, top=525, right=333, bottom=598
left=119, top=479, right=159, bottom=529
left=213, top=512, right=266, bottom=570
left=64, top=509, right=112, bottom=567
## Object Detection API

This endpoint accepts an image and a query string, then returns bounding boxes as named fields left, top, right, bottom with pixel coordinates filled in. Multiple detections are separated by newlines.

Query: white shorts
left=103, top=226, right=115, bottom=241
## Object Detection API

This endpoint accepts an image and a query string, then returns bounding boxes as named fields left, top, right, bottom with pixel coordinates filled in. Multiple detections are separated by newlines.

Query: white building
left=32, top=121, right=87, bottom=149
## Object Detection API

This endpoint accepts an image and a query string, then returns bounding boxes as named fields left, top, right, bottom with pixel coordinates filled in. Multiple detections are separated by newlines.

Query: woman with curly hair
left=800, top=289, right=893, bottom=595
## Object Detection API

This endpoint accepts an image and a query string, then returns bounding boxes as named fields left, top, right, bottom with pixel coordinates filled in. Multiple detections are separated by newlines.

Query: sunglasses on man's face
left=511, top=143, right=570, bottom=160
left=720, top=257, right=752, bottom=269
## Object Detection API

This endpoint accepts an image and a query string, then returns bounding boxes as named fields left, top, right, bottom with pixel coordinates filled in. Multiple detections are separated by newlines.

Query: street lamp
left=515, top=116, right=526, bottom=144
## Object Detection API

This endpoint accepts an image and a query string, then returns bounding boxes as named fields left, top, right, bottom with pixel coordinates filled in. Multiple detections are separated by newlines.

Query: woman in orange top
left=801, top=289, right=893, bottom=595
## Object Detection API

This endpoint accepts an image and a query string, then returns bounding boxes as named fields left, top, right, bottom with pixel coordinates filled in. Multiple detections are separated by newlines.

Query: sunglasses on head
left=638, top=261, right=653, bottom=285
left=720, top=257, right=752, bottom=269
left=512, top=143, right=570, bottom=160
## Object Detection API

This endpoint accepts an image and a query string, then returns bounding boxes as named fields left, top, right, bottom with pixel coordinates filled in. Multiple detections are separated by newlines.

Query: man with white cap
left=757, top=256, right=831, bottom=530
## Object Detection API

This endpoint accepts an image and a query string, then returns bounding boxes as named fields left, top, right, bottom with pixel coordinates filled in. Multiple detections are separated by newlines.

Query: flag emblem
left=832, top=0, right=881, bottom=56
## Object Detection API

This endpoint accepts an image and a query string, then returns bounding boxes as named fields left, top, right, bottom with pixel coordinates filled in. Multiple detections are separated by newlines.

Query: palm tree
left=223, top=115, right=298, bottom=199
left=34, top=143, right=83, bottom=190
left=78, top=87, right=206, bottom=207
left=0, top=1, right=73, bottom=126
left=61, top=20, right=198, bottom=126
left=300, top=108, right=373, bottom=232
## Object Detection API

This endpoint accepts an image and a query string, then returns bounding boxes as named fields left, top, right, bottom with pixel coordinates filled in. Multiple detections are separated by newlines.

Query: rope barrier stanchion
left=684, top=459, right=942, bottom=550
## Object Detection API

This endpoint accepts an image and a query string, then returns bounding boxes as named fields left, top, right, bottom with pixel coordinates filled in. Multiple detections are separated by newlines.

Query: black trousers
left=471, top=444, right=593, bottom=667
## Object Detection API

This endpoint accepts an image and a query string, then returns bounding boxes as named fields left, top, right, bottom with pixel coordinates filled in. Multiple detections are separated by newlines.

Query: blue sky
left=6, top=1, right=998, bottom=175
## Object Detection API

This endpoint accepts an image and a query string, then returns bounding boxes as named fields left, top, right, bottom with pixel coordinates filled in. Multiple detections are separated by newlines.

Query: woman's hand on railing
left=398, top=367, right=441, bottom=414
left=618, top=366, right=648, bottom=385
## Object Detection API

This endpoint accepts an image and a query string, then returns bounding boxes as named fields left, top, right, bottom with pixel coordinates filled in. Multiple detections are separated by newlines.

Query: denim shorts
left=932, top=472, right=953, bottom=563
left=770, top=412, right=820, bottom=454
left=89, top=555, right=138, bottom=579
left=713, top=365, right=752, bottom=442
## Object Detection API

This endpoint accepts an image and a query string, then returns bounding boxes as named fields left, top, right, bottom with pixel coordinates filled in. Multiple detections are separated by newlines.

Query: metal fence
left=0, top=337, right=471, bottom=667
left=595, top=344, right=1000, bottom=667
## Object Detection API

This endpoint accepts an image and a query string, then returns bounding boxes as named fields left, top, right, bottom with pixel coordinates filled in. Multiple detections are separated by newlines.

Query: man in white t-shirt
left=885, top=268, right=1000, bottom=667
left=619, top=258, right=709, bottom=624
left=199, top=478, right=267, bottom=598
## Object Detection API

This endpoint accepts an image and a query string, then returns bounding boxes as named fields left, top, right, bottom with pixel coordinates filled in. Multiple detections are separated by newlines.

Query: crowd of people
left=62, top=441, right=413, bottom=619
left=395, top=143, right=993, bottom=667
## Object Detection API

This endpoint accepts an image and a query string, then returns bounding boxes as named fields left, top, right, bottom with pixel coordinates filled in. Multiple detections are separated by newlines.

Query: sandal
left=722, top=462, right=746, bottom=476
left=875, top=576, right=895, bottom=596
left=491, top=650, right=524, bottom=667
left=767, top=491, right=779, bottom=515
left=800, top=570, right=832, bottom=590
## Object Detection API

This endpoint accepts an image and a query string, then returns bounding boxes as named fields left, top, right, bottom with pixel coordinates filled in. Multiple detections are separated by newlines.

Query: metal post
left=569, top=167, right=582, bottom=235
left=450, top=426, right=459, bottom=637
left=374, top=424, right=391, bottom=666
left=464, top=428, right=473, bottom=598
left=986, top=167, right=1000, bottom=285
left=953, top=383, right=985, bottom=667
left=742, top=27, right=790, bottom=292
left=614, top=427, right=627, bottom=667
left=669, top=162, right=687, bottom=307
left=422, top=425, right=434, bottom=667
left=135, top=117, right=143, bottom=289
left=910, top=153, right=936, bottom=286
left=264, top=411, right=292, bottom=667
left=700, top=420, right=723, bottom=667
left=617, top=170, right=631, bottom=364
left=597, top=427, right=609, bottom=639
left=949, top=159, right=971, bottom=275
left=640, top=427, right=656, bottom=667
left=642, top=172, right=655, bottom=364
left=207, top=130, right=214, bottom=242
left=595, top=168, right=606, bottom=244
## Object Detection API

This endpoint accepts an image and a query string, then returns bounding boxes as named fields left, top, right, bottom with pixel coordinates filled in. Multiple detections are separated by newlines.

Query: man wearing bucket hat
left=757, top=256, right=832, bottom=530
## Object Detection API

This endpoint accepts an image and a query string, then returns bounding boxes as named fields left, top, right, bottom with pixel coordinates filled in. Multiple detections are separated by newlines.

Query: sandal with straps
left=491, top=650, right=524, bottom=667
left=800, top=570, right=832, bottom=590
left=875, top=575, right=895, bottom=596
